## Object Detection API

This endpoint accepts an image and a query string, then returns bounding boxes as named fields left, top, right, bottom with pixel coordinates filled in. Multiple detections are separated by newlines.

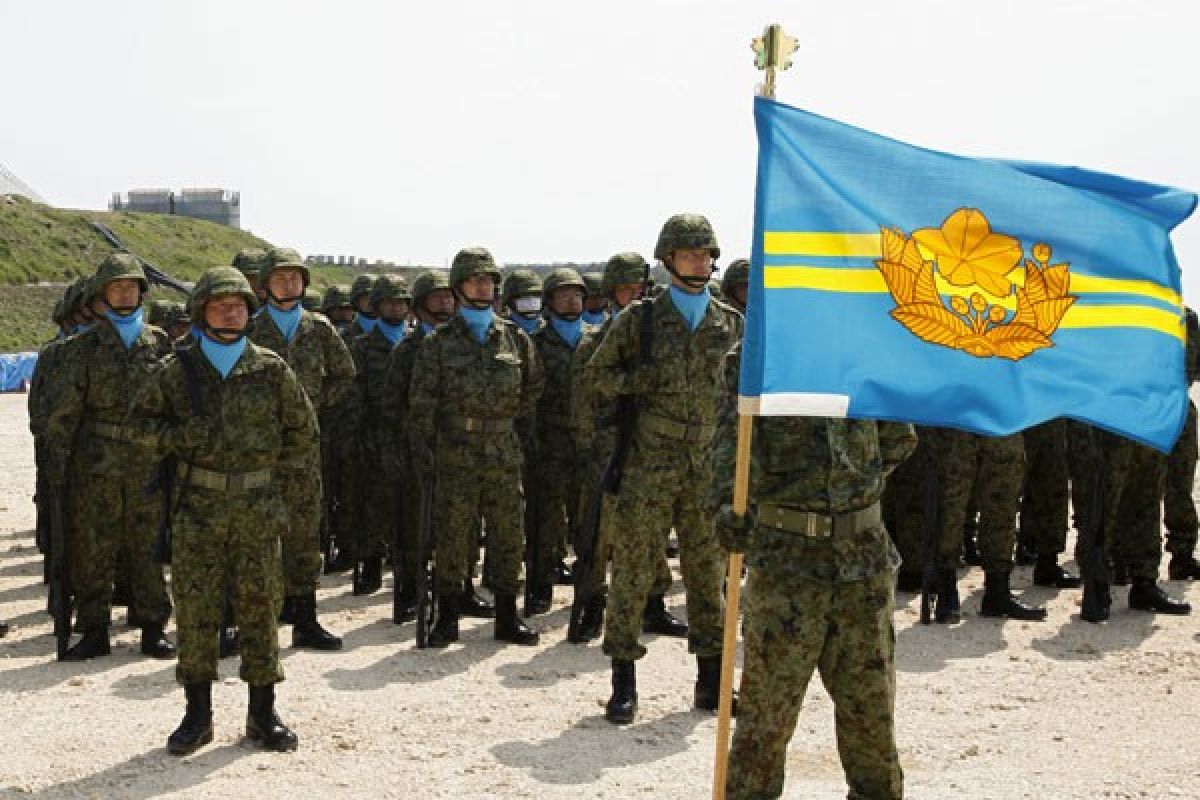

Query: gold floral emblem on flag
left=876, top=208, right=1076, bottom=360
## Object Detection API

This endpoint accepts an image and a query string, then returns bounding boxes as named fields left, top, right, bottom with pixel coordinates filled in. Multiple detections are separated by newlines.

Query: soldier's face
left=378, top=298, right=410, bottom=323
left=612, top=283, right=642, bottom=309
left=266, top=269, right=305, bottom=308
left=355, top=295, right=373, bottom=314
left=549, top=287, right=584, bottom=317
left=731, top=283, right=748, bottom=310
left=204, top=295, right=250, bottom=341
left=460, top=274, right=496, bottom=304
left=420, top=289, right=456, bottom=323
left=669, top=248, right=713, bottom=291
left=585, top=294, right=608, bottom=313
left=104, top=279, right=141, bottom=313
left=329, top=306, right=356, bottom=323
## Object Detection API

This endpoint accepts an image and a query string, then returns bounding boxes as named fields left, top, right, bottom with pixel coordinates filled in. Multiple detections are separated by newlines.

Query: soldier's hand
left=714, top=504, right=755, bottom=553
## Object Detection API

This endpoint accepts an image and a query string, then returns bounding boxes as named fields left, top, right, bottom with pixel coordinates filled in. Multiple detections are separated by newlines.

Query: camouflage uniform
left=715, top=343, right=913, bottom=800
left=881, top=425, right=936, bottom=587
left=40, top=255, right=173, bottom=656
left=1165, top=307, right=1199, bottom=574
left=247, top=249, right=356, bottom=600
left=1021, top=420, right=1070, bottom=556
left=584, top=217, right=742, bottom=671
left=408, top=248, right=544, bottom=646
left=1099, top=432, right=1168, bottom=581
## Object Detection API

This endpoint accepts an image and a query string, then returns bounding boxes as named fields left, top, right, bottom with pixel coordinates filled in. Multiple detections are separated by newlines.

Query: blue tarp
left=0, top=352, right=37, bottom=392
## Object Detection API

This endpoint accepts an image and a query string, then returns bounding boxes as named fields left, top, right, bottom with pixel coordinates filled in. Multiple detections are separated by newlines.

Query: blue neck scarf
left=551, top=316, right=583, bottom=349
left=377, top=319, right=405, bottom=345
left=190, top=324, right=203, bottom=339
left=511, top=313, right=541, bottom=335
left=582, top=309, right=608, bottom=326
left=358, top=314, right=379, bottom=334
left=668, top=285, right=710, bottom=332
left=420, top=321, right=436, bottom=336
left=199, top=332, right=247, bottom=379
left=72, top=322, right=92, bottom=336
left=459, top=306, right=494, bottom=344
left=104, top=306, right=145, bottom=350
left=266, top=302, right=302, bottom=343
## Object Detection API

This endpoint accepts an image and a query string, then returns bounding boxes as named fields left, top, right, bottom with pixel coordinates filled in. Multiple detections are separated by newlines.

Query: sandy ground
left=0, top=392, right=1198, bottom=800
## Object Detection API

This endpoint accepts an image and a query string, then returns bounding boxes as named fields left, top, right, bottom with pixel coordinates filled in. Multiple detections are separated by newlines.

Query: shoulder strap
left=175, top=347, right=206, bottom=417
left=637, top=296, right=656, bottom=368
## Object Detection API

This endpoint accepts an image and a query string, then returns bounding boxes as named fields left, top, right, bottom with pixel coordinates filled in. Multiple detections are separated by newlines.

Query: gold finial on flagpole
left=751, top=23, right=798, bottom=100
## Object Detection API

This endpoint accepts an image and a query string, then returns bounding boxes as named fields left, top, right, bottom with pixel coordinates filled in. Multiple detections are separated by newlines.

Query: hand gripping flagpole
left=711, top=23, right=798, bottom=800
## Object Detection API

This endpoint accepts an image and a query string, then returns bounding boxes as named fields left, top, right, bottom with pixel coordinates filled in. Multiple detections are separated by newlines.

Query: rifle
left=48, top=484, right=71, bottom=660
left=414, top=474, right=436, bottom=648
left=566, top=300, right=655, bottom=642
left=918, top=455, right=941, bottom=625
left=320, top=437, right=338, bottom=574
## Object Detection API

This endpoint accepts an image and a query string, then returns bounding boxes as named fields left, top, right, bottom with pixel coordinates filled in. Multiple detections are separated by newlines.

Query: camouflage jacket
left=248, top=308, right=356, bottom=416
left=28, top=333, right=71, bottom=440
left=126, top=340, right=318, bottom=476
left=531, top=320, right=593, bottom=460
left=378, top=324, right=431, bottom=472
left=583, top=291, right=742, bottom=470
left=712, top=343, right=917, bottom=580
left=1186, top=307, right=1199, bottom=385
left=350, top=325, right=407, bottom=427
left=408, top=314, right=544, bottom=466
left=40, top=320, right=171, bottom=485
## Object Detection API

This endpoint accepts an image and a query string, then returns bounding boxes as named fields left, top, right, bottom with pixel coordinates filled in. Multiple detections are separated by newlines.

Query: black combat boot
left=1168, top=553, right=1200, bottom=581
left=352, top=556, right=383, bottom=596
left=62, top=628, right=111, bottom=661
left=290, top=594, right=343, bottom=651
left=461, top=577, right=495, bottom=618
left=694, top=654, right=738, bottom=714
left=962, top=532, right=982, bottom=567
left=1110, top=557, right=1130, bottom=586
left=1033, top=554, right=1082, bottom=589
left=495, top=593, right=539, bottom=646
left=324, top=549, right=355, bottom=575
left=605, top=660, right=638, bottom=725
left=980, top=571, right=1047, bottom=620
left=0, top=620, right=8, bottom=638
left=1128, top=578, right=1192, bottom=615
left=219, top=626, right=240, bottom=658
left=577, top=594, right=606, bottom=642
left=524, top=583, right=554, bottom=616
left=426, top=592, right=460, bottom=648
left=140, top=623, right=177, bottom=659
left=278, top=596, right=296, bottom=624
left=1080, top=579, right=1112, bottom=624
left=555, top=559, right=574, bottom=585
left=167, top=682, right=214, bottom=756
left=246, top=684, right=298, bottom=752
left=895, top=571, right=922, bottom=593
left=642, top=595, right=688, bottom=637
left=934, top=569, right=961, bottom=624
left=393, top=587, right=417, bottom=624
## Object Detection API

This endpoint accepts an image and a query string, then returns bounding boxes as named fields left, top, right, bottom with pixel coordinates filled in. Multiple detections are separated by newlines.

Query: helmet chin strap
left=664, top=263, right=713, bottom=291
left=455, top=288, right=493, bottom=311
left=203, top=323, right=247, bottom=343
left=100, top=294, right=143, bottom=317
left=553, top=311, right=582, bottom=322
left=380, top=315, right=406, bottom=326
left=267, top=289, right=303, bottom=308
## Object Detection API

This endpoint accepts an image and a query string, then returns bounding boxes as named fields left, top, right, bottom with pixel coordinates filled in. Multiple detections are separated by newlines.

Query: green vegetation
left=0, top=284, right=60, bottom=352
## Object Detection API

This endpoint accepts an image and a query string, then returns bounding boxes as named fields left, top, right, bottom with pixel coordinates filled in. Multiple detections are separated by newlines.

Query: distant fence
left=0, top=352, right=36, bottom=392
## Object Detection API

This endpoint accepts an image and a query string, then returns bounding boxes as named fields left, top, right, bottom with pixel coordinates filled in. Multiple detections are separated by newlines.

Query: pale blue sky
left=2, top=0, right=1198, bottom=294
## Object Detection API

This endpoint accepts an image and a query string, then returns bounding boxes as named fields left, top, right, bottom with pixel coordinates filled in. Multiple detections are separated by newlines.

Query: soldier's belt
left=440, top=415, right=515, bottom=433
left=756, top=502, right=882, bottom=539
left=185, top=465, right=273, bottom=492
left=639, top=411, right=714, bottom=444
left=90, top=422, right=131, bottom=442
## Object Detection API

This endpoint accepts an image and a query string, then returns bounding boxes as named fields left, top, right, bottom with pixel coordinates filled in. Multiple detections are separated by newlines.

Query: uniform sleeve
left=407, top=333, right=441, bottom=442
left=878, top=421, right=918, bottom=478
left=708, top=342, right=742, bottom=511
left=320, top=320, right=357, bottom=411
left=584, top=302, right=641, bottom=402
left=571, top=333, right=601, bottom=451
left=278, top=361, right=319, bottom=472
left=123, top=357, right=184, bottom=457
left=517, top=328, right=544, bottom=421
left=40, top=343, right=87, bottom=485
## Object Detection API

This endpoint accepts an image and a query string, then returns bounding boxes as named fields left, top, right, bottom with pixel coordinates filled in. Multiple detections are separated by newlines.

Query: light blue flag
left=741, top=96, right=1197, bottom=452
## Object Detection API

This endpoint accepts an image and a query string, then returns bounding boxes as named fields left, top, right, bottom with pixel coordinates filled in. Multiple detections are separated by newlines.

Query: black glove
left=714, top=504, right=756, bottom=553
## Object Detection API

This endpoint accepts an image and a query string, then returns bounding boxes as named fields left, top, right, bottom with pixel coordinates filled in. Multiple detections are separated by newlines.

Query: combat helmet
left=321, top=285, right=353, bottom=312
left=581, top=271, right=604, bottom=297
left=602, top=252, right=649, bottom=293
left=261, top=247, right=311, bottom=289
left=370, top=274, right=412, bottom=306
left=501, top=269, right=543, bottom=307
left=349, top=273, right=378, bottom=312
left=721, top=258, right=750, bottom=310
left=543, top=267, right=586, bottom=298
left=654, top=213, right=719, bottom=290
left=231, top=247, right=270, bottom=277
left=93, top=252, right=150, bottom=296
left=189, top=266, right=258, bottom=324
left=412, top=270, right=452, bottom=306
left=449, top=247, right=502, bottom=309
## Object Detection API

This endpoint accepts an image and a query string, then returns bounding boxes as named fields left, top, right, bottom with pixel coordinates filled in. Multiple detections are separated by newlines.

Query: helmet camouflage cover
left=261, top=247, right=311, bottom=287
left=189, top=266, right=258, bottom=323
left=581, top=271, right=604, bottom=296
left=501, top=269, right=543, bottom=306
left=653, top=213, right=720, bottom=262
left=449, top=247, right=502, bottom=288
left=543, top=266, right=586, bottom=297
left=322, top=284, right=352, bottom=311
left=412, top=269, right=452, bottom=306
left=349, top=273, right=378, bottom=304
left=94, top=252, right=149, bottom=294
left=603, top=252, right=648, bottom=292
left=231, top=247, right=270, bottom=277
left=302, top=288, right=322, bottom=311
left=370, top=274, right=412, bottom=306
left=721, top=258, right=750, bottom=295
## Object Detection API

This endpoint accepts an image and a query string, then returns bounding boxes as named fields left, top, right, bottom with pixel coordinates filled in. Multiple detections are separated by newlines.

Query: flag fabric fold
left=740, top=96, right=1197, bottom=452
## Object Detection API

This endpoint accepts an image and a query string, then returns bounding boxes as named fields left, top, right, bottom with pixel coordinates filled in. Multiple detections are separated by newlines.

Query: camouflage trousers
left=173, top=485, right=284, bottom=686
left=433, top=459, right=524, bottom=596
left=727, top=560, right=902, bottom=800
left=531, top=453, right=579, bottom=587
left=68, top=466, right=171, bottom=631
left=602, top=456, right=724, bottom=661
left=1066, top=420, right=1102, bottom=543
left=1165, top=400, right=1198, bottom=557
left=882, top=426, right=936, bottom=578
left=1020, top=419, right=1070, bottom=556
left=1098, top=432, right=1167, bottom=581
left=321, top=433, right=359, bottom=559
left=937, top=430, right=1024, bottom=574
left=576, top=483, right=673, bottom=599
left=357, top=439, right=396, bottom=561
left=281, top=461, right=324, bottom=597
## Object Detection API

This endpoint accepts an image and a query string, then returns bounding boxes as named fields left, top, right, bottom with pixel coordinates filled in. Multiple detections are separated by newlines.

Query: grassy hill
left=0, top=195, right=381, bottom=352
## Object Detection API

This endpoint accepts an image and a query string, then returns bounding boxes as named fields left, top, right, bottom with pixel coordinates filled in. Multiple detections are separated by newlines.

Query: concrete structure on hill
left=110, top=187, right=241, bottom=228
left=0, top=163, right=45, bottom=203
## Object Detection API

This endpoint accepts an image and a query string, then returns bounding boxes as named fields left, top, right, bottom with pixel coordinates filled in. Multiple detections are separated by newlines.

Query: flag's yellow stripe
left=763, top=266, right=886, bottom=292
left=764, top=232, right=882, bottom=258
left=1059, top=305, right=1184, bottom=340
left=1067, top=274, right=1182, bottom=309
